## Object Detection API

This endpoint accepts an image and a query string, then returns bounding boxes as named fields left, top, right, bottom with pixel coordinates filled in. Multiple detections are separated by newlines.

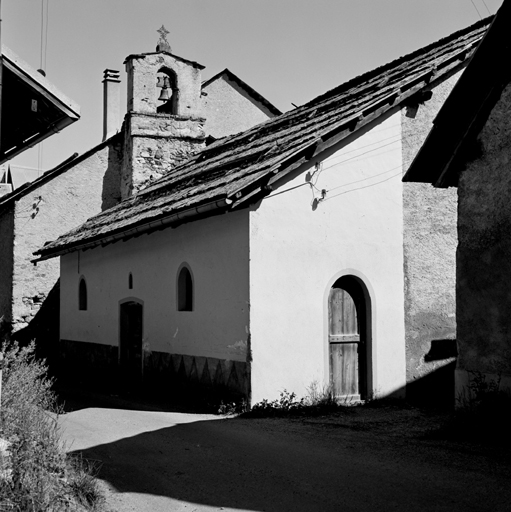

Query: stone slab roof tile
left=36, top=17, right=491, bottom=260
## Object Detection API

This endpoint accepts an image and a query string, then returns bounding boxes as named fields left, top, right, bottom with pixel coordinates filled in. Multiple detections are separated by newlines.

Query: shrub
left=0, top=340, right=103, bottom=511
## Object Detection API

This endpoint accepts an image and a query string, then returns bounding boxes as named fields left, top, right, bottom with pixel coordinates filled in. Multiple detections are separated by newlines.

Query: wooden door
left=329, top=283, right=364, bottom=399
left=120, top=301, right=143, bottom=387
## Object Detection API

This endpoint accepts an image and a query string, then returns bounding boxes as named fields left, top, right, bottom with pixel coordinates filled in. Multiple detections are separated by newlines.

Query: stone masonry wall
left=11, top=140, right=122, bottom=333
left=0, top=206, right=14, bottom=329
left=401, top=72, right=460, bottom=405
left=121, top=113, right=205, bottom=198
left=457, top=82, right=511, bottom=387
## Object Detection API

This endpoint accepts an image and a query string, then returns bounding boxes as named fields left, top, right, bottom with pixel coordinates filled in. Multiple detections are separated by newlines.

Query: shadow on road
left=66, top=407, right=511, bottom=512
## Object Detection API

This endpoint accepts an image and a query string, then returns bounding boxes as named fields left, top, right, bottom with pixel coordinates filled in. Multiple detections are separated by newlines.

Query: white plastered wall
left=249, top=113, right=406, bottom=402
left=60, top=209, right=250, bottom=363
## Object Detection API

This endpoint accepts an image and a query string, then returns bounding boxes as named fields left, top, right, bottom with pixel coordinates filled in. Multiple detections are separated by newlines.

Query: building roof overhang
left=0, top=46, right=81, bottom=165
left=402, top=0, right=511, bottom=188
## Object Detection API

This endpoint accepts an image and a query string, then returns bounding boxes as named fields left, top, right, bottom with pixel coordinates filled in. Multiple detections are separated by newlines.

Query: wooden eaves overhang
left=1, top=47, right=80, bottom=164
left=402, top=1, right=511, bottom=188
left=33, top=17, right=491, bottom=263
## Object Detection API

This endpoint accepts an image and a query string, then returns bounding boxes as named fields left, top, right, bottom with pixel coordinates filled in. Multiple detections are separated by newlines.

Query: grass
left=0, top=340, right=104, bottom=511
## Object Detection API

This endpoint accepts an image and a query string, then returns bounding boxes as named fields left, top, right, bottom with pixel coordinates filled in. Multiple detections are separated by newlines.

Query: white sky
left=3, top=0, right=502, bottom=170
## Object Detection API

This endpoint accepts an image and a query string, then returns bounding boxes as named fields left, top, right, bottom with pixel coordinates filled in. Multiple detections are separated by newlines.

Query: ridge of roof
left=305, top=16, right=493, bottom=109
left=202, top=68, right=282, bottom=116
left=35, top=17, right=491, bottom=261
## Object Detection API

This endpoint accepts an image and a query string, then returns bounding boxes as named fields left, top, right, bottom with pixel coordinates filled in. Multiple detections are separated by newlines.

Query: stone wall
left=121, top=112, right=205, bottom=198
left=0, top=206, right=14, bottom=330
left=457, top=82, right=511, bottom=392
left=11, top=140, right=122, bottom=334
left=401, top=73, right=460, bottom=406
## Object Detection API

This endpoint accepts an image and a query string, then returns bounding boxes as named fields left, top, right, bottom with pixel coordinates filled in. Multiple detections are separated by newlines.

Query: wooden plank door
left=120, top=301, right=143, bottom=387
left=329, top=286, right=362, bottom=399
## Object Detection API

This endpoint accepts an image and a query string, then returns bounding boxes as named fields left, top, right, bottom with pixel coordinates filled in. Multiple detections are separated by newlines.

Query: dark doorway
left=119, top=301, right=143, bottom=389
left=328, top=276, right=368, bottom=400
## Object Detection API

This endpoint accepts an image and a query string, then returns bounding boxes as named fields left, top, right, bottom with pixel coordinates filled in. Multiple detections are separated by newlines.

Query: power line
left=469, top=0, right=483, bottom=20
left=321, top=138, right=400, bottom=172
left=481, top=0, right=491, bottom=16
left=324, top=167, right=403, bottom=201
left=327, top=164, right=403, bottom=193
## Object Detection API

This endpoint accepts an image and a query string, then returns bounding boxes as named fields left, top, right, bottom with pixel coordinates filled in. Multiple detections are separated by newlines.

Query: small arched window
left=128, top=273, right=133, bottom=290
left=79, top=278, right=87, bottom=311
left=177, top=265, right=193, bottom=311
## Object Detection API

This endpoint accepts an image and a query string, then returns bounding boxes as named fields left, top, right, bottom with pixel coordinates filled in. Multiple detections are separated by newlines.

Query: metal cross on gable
left=157, top=25, right=169, bottom=41
left=156, top=25, right=172, bottom=53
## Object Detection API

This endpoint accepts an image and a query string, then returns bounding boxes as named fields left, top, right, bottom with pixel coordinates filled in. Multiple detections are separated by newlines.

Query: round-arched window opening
left=177, top=265, right=193, bottom=311
left=79, top=278, right=88, bottom=311
left=156, top=68, right=178, bottom=114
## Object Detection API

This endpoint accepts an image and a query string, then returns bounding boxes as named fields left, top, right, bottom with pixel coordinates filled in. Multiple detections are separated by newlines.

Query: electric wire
left=469, top=0, right=483, bottom=20
left=324, top=166, right=403, bottom=202
left=320, top=132, right=401, bottom=164
left=44, top=0, right=49, bottom=71
left=320, top=139, right=400, bottom=172
left=480, top=0, right=491, bottom=16
left=327, top=164, right=403, bottom=192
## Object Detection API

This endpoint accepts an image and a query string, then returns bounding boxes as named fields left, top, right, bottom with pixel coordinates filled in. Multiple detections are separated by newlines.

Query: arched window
left=156, top=68, right=178, bottom=114
left=177, top=265, right=193, bottom=311
left=79, top=278, right=87, bottom=311
left=129, top=273, right=133, bottom=290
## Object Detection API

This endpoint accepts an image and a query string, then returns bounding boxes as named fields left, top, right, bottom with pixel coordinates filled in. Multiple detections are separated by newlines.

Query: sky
left=3, top=0, right=503, bottom=171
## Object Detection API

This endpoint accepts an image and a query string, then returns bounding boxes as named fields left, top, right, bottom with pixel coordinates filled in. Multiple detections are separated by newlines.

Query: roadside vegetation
left=0, top=340, right=103, bottom=511
left=231, top=377, right=511, bottom=450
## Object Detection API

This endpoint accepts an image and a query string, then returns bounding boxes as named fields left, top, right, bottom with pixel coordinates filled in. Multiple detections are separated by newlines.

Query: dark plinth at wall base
left=58, top=339, right=249, bottom=402
left=59, top=339, right=120, bottom=390
left=143, top=351, right=249, bottom=402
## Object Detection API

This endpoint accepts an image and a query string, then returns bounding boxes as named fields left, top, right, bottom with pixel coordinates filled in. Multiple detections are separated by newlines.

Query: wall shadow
left=12, top=279, right=60, bottom=369
left=101, top=135, right=123, bottom=211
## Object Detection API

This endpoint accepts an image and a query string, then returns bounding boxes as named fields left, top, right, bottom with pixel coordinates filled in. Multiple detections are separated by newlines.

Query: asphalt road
left=59, top=404, right=511, bottom=512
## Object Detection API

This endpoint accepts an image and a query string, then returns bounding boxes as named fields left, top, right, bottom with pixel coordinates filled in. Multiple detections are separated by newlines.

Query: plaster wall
left=202, top=75, right=276, bottom=139
left=60, top=210, right=250, bottom=362
left=11, top=141, right=122, bottom=331
left=0, top=206, right=14, bottom=325
left=249, top=113, right=406, bottom=403
left=401, top=73, right=460, bottom=402
left=456, top=82, right=511, bottom=391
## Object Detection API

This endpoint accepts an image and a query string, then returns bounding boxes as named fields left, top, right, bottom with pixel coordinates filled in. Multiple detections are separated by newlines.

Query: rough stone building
left=404, top=2, right=511, bottom=399
left=0, top=33, right=280, bottom=343
left=36, top=19, right=492, bottom=405
left=0, top=45, right=80, bottom=334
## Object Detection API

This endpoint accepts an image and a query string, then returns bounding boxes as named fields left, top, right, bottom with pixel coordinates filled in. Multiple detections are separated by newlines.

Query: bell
left=158, top=86, right=171, bottom=102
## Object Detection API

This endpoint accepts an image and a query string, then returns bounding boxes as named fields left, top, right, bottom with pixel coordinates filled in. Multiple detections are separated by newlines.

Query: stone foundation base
left=58, top=339, right=249, bottom=402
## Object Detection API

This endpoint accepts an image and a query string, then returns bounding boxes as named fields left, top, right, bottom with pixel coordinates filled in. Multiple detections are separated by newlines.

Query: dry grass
left=0, top=340, right=104, bottom=511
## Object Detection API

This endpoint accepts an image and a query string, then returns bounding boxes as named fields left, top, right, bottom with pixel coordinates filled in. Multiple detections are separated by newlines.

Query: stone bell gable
left=121, top=42, right=206, bottom=199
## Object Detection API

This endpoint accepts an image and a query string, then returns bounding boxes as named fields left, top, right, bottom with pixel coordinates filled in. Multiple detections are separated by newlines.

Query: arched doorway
left=119, top=300, right=143, bottom=387
left=328, top=276, right=368, bottom=400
